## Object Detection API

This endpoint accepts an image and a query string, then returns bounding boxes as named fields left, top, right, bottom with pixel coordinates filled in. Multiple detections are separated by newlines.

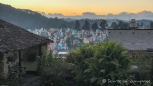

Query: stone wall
left=0, top=52, right=4, bottom=77
left=3, top=51, right=19, bottom=77
left=21, top=46, right=39, bottom=72
left=108, top=29, right=153, bottom=50
left=21, top=43, right=48, bottom=72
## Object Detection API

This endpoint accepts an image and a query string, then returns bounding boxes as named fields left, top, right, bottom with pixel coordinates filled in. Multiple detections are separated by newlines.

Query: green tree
left=74, top=20, right=81, bottom=31
left=150, top=21, right=153, bottom=29
left=65, top=41, right=132, bottom=86
left=91, top=22, right=98, bottom=31
left=111, top=22, right=118, bottom=29
left=82, top=20, right=90, bottom=30
left=99, top=19, right=108, bottom=30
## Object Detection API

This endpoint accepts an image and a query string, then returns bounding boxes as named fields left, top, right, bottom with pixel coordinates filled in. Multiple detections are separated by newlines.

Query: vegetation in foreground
left=39, top=41, right=152, bottom=86
left=39, top=40, right=153, bottom=86
left=1, top=40, right=152, bottom=86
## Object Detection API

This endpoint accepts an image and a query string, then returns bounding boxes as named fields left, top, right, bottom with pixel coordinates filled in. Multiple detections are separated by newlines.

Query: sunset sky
left=1, top=0, right=153, bottom=16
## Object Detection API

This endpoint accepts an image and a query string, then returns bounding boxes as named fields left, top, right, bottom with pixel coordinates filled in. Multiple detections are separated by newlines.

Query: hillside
left=0, top=3, right=74, bottom=29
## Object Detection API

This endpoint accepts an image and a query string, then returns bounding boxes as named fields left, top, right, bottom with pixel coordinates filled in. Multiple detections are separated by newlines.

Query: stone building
left=108, top=29, right=153, bottom=56
left=130, top=19, right=137, bottom=29
left=108, top=29, right=153, bottom=50
left=0, top=19, right=53, bottom=77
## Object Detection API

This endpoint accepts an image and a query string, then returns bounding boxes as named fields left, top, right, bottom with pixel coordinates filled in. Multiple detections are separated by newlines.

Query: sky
left=1, top=0, right=153, bottom=16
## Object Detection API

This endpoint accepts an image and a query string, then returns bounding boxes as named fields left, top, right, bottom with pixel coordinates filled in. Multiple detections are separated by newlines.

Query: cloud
left=81, top=12, right=102, bottom=19
left=82, top=12, right=97, bottom=16
left=47, top=13, right=64, bottom=18
left=137, top=10, right=153, bottom=14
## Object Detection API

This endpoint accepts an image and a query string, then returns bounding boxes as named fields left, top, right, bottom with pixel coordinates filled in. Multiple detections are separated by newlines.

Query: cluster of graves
left=26, top=28, right=108, bottom=54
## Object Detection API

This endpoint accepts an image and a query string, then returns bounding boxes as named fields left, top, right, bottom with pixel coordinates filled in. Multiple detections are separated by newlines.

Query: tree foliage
left=111, top=22, right=118, bottom=29
left=150, top=21, right=153, bottom=29
left=118, top=21, right=129, bottom=29
left=99, top=19, right=108, bottom=30
left=140, top=22, right=144, bottom=27
left=74, top=20, right=81, bottom=31
left=65, top=40, right=132, bottom=86
left=82, top=20, right=90, bottom=30
left=91, top=22, right=98, bottom=31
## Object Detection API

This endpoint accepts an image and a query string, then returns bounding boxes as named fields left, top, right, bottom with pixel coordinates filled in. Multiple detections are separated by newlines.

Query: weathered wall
left=108, top=29, right=153, bottom=50
left=3, top=51, right=19, bottom=77
left=0, top=43, right=48, bottom=77
left=0, top=52, right=4, bottom=77
left=21, top=43, right=48, bottom=72
left=21, top=46, right=39, bottom=71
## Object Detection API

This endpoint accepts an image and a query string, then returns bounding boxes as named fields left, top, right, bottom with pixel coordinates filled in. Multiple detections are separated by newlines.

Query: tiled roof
left=0, top=19, right=53, bottom=52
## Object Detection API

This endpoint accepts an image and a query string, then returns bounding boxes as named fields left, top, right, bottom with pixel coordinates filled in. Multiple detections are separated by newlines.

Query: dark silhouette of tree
left=74, top=20, right=80, bottom=31
left=124, top=22, right=129, bottom=29
left=99, top=19, right=108, bottom=30
left=65, top=37, right=72, bottom=47
left=111, top=22, right=118, bottom=29
left=91, top=22, right=98, bottom=31
left=150, top=22, right=153, bottom=29
left=118, top=21, right=123, bottom=29
left=118, top=21, right=129, bottom=29
left=137, top=23, right=140, bottom=27
left=82, top=20, right=90, bottom=30
left=141, top=22, right=144, bottom=27
left=55, top=17, right=58, bottom=20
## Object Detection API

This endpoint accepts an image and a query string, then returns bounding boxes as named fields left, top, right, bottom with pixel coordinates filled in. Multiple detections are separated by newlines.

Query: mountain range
left=41, top=11, right=153, bottom=20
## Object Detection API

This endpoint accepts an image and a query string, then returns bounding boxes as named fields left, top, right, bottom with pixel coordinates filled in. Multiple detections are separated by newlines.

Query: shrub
left=38, top=50, right=68, bottom=86
left=0, top=72, right=20, bottom=86
left=130, top=51, right=152, bottom=86
left=65, top=40, right=132, bottom=86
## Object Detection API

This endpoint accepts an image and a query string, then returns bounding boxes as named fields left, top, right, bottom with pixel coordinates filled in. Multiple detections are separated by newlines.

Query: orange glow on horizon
left=1, top=0, right=153, bottom=16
